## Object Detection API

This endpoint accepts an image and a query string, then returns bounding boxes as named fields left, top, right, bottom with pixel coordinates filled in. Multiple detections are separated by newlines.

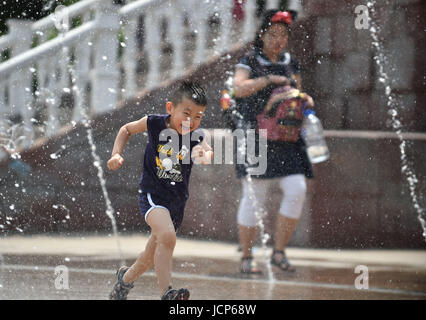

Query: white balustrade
left=90, top=1, right=120, bottom=114
left=32, top=0, right=99, bottom=34
left=214, top=0, right=233, bottom=56
left=34, top=58, right=48, bottom=135
left=242, top=0, right=258, bottom=43
left=169, top=0, right=185, bottom=79
left=0, top=0, right=295, bottom=151
left=7, top=20, right=33, bottom=57
left=266, top=0, right=279, bottom=10
left=121, top=17, right=139, bottom=98
left=0, top=21, right=96, bottom=146
left=72, top=38, right=92, bottom=122
left=288, top=0, right=303, bottom=18
left=45, top=59, right=60, bottom=137
left=144, top=9, right=161, bottom=89
left=0, top=79, right=7, bottom=121
left=0, top=35, right=13, bottom=58
left=192, top=9, right=208, bottom=65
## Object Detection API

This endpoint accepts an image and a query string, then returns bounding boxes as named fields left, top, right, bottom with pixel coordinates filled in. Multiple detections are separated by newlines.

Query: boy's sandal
left=240, top=256, right=262, bottom=274
left=271, top=250, right=296, bottom=272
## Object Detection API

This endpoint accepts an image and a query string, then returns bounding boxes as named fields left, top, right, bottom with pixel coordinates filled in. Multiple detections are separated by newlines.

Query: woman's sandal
left=240, top=256, right=263, bottom=274
left=271, top=250, right=296, bottom=272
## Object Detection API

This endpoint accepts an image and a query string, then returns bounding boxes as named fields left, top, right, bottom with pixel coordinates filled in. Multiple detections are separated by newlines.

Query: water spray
left=367, top=0, right=425, bottom=241
left=52, top=6, right=125, bottom=263
left=224, top=74, right=275, bottom=287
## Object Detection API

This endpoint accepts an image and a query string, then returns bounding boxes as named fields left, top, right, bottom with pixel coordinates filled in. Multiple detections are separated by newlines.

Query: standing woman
left=233, top=9, right=314, bottom=274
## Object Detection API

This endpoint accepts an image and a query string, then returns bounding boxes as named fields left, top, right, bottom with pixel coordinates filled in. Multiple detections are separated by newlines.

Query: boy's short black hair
left=170, top=80, right=207, bottom=107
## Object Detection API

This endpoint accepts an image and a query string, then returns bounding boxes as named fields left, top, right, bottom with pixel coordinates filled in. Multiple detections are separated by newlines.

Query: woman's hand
left=107, top=153, right=124, bottom=170
left=234, top=68, right=289, bottom=98
left=301, top=93, right=315, bottom=108
left=266, top=75, right=290, bottom=86
left=265, top=87, right=300, bottom=111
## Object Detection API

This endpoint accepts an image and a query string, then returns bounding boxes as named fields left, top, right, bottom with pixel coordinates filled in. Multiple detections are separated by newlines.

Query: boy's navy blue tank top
left=139, top=114, right=204, bottom=202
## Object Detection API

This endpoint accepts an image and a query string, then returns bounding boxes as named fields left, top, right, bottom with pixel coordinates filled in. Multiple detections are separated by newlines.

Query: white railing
left=0, top=0, right=300, bottom=154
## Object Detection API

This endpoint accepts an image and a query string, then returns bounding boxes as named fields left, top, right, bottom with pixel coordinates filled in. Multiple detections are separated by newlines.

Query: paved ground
left=0, top=234, right=425, bottom=300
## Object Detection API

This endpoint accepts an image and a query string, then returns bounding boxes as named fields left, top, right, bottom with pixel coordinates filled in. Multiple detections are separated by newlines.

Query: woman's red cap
left=271, top=11, right=293, bottom=25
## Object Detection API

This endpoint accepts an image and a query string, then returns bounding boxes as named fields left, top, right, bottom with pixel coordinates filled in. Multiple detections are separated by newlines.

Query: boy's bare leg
left=146, top=207, right=177, bottom=296
left=122, top=234, right=157, bottom=284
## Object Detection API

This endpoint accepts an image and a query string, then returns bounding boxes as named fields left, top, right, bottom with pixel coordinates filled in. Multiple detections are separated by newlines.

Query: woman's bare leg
left=238, top=225, right=257, bottom=258
left=274, top=215, right=298, bottom=252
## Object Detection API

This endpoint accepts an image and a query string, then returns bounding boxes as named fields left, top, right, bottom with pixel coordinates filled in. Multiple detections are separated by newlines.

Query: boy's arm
left=108, top=116, right=148, bottom=170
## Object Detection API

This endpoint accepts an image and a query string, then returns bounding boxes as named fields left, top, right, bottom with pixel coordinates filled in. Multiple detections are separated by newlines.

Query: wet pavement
left=0, top=234, right=425, bottom=300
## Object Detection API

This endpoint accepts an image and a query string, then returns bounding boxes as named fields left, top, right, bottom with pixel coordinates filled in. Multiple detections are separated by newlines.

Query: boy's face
left=166, top=96, right=206, bottom=135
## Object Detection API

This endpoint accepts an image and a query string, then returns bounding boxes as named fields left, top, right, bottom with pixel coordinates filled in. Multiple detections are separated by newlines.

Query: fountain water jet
left=52, top=5, right=125, bottom=263
left=367, top=0, right=425, bottom=240
left=225, top=75, right=275, bottom=293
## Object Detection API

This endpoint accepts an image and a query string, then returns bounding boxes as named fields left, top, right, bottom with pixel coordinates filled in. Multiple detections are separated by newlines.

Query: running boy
left=108, top=81, right=213, bottom=300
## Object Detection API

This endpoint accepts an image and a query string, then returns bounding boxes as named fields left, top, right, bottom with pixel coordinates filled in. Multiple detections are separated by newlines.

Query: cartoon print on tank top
left=155, top=144, right=190, bottom=183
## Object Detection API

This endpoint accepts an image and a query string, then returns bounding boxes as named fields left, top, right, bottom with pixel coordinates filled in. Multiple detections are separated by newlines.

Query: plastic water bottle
left=302, top=109, right=329, bottom=163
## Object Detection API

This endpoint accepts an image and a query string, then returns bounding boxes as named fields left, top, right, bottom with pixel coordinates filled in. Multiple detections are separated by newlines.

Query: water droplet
left=387, top=109, right=397, bottom=117
left=385, top=86, right=391, bottom=95
left=392, top=120, right=401, bottom=129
